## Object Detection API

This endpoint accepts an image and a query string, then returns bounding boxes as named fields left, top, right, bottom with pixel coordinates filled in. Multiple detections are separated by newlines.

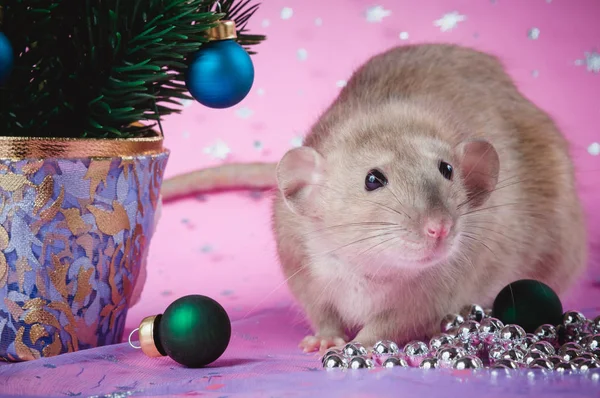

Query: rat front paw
left=299, top=335, right=347, bottom=353
left=352, top=330, right=381, bottom=349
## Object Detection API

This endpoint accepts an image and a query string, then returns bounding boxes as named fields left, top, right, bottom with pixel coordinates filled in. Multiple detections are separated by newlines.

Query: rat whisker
left=461, top=229, right=507, bottom=250
left=302, top=221, right=404, bottom=238
left=354, top=235, right=399, bottom=261
left=460, top=233, right=497, bottom=258
left=455, top=164, right=592, bottom=210
left=387, top=188, right=413, bottom=220
left=317, top=232, right=397, bottom=257
left=240, top=262, right=309, bottom=320
left=303, top=227, right=407, bottom=242
left=366, top=200, right=412, bottom=220
left=456, top=174, right=527, bottom=210
left=460, top=202, right=536, bottom=217
left=371, top=173, right=413, bottom=220
left=463, top=207, right=549, bottom=218
left=460, top=222, right=521, bottom=244
left=367, top=238, right=399, bottom=281
left=306, top=242, right=376, bottom=315
left=305, top=182, right=412, bottom=220
left=461, top=208, right=550, bottom=222
left=454, top=249, right=476, bottom=277
left=459, top=141, right=495, bottom=185
left=457, top=168, right=534, bottom=208
left=248, top=229, right=402, bottom=321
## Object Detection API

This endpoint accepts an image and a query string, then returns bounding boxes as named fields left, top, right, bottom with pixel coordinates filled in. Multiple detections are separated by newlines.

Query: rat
left=161, top=43, right=587, bottom=354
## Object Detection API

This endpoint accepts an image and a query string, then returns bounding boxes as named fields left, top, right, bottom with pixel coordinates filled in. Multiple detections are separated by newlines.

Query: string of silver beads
left=321, top=304, right=600, bottom=371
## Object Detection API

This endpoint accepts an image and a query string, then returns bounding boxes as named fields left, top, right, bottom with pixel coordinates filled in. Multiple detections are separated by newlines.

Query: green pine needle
left=0, top=0, right=266, bottom=139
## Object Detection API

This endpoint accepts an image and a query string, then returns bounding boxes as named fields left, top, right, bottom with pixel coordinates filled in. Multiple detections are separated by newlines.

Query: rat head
left=276, top=117, right=500, bottom=274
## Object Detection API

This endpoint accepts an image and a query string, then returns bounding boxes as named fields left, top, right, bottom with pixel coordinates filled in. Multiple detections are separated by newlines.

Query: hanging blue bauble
left=0, top=32, right=14, bottom=85
left=186, top=20, right=254, bottom=109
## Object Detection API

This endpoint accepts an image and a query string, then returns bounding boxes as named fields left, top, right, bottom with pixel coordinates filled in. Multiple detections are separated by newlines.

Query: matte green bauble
left=157, top=295, right=231, bottom=368
left=492, top=279, right=563, bottom=333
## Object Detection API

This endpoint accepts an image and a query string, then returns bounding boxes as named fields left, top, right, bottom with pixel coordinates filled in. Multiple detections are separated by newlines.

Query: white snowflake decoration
left=576, top=51, right=600, bottom=74
left=588, top=142, right=600, bottom=156
left=290, top=136, right=304, bottom=148
left=281, top=7, right=293, bottom=20
left=179, top=99, right=193, bottom=108
left=365, top=6, right=391, bottom=23
left=434, top=11, right=466, bottom=32
left=235, top=107, right=254, bottom=119
left=203, top=140, right=231, bottom=160
left=297, top=48, right=308, bottom=61
left=528, top=27, right=540, bottom=40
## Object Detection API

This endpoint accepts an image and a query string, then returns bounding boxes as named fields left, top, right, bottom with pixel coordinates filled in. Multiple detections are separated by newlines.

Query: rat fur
left=162, top=43, right=587, bottom=353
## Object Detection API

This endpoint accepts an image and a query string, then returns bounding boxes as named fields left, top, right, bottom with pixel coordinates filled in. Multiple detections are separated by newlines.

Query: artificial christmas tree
left=0, top=0, right=265, bottom=362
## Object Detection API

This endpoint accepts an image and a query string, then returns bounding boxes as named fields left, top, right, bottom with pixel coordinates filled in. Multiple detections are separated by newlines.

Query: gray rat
left=162, top=43, right=587, bottom=353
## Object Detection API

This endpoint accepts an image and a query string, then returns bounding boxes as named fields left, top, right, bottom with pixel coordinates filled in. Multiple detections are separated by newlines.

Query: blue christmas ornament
left=186, top=20, right=254, bottom=109
left=0, top=32, right=14, bottom=85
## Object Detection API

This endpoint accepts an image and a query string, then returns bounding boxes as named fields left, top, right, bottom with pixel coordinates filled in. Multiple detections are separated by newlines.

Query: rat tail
left=161, top=162, right=278, bottom=201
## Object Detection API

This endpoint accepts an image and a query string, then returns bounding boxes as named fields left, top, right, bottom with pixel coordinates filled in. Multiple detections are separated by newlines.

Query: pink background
left=2, top=1, right=600, bottom=396
left=132, top=0, right=600, bottom=332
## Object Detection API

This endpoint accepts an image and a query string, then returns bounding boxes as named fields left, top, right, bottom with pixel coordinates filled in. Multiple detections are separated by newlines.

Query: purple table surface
left=2, top=299, right=600, bottom=398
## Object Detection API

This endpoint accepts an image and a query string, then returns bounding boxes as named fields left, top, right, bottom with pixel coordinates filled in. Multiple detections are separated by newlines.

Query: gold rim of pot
left=0, top=135, right=165, bottom=160
left=0, top=122, right=166, bottom=160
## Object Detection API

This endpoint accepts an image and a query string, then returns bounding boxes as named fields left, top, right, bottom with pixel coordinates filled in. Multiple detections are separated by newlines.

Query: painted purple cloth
left=0, top=152, right=167, bottom=362
left=1, top=281, right=600, bottom=397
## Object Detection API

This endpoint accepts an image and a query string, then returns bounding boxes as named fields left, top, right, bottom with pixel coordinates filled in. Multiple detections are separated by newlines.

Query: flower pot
left=0, top=134, right=168, bottom=361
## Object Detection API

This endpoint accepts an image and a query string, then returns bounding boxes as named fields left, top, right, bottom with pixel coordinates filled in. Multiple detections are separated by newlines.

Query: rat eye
left=439, top=161, right=453, bottom=180
left=365, top=169, right=387, bottom=191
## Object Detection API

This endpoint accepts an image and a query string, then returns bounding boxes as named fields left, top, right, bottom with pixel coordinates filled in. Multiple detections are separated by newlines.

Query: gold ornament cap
left=207, top=20, right=237, bottom=41
left=138, top=315, right=165, bottom=358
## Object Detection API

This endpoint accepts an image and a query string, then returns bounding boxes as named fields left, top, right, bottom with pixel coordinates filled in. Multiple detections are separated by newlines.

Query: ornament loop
left=128, top=328, right=142, bottom=349
left=212, top=1, right=222, bottom=13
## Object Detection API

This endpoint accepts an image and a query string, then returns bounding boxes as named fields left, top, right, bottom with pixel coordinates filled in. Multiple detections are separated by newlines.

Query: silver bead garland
left=321, top=305, right=600, bottom=372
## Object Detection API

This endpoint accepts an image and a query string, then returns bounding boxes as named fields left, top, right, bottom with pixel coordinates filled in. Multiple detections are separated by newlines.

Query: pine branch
left=0, top=0, right=266, bottom=139
left=219, top=0, right=266, bottom=55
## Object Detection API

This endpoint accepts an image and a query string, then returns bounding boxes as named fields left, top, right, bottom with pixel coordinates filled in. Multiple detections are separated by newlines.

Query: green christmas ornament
left=132, top=294, right=231, bottom=368
left=492, top=279, right=563, bottom=333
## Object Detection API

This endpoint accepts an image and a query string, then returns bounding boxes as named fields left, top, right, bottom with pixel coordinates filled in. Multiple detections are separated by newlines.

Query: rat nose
left=424, top=218, right=452, bottom=239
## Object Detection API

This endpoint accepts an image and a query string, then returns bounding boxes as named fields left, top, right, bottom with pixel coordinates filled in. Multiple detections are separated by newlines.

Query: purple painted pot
left=0, top=135, right=168, bottom=361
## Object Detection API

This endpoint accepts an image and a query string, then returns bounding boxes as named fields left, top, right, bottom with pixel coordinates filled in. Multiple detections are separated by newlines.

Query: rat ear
left=276, top=146, right=326, bottom=217
left=458, top=140, right=500, bottom=208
